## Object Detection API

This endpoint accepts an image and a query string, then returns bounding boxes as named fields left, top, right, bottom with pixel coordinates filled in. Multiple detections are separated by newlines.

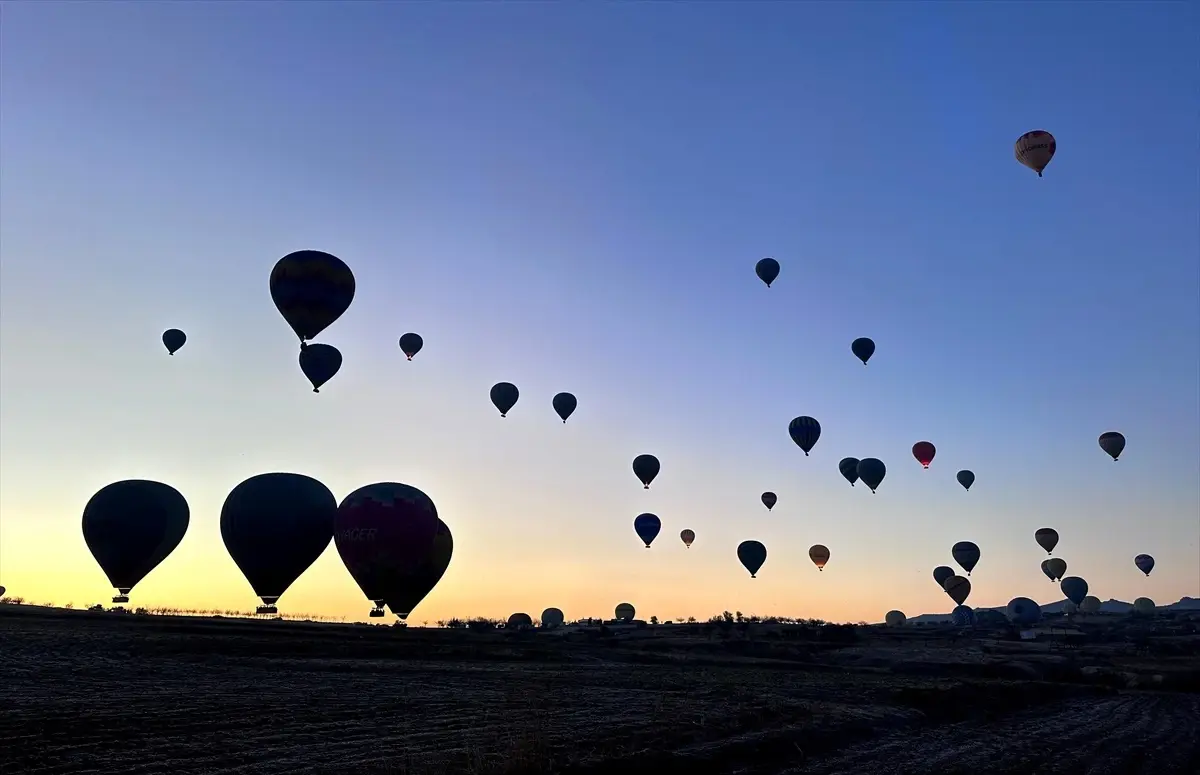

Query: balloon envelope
left=933, top=565, right=955, bottom=590
left=760, top=491, right=777, bottom=510
left=398, top=333, right=423, bottom=360
left=1034, top=528, right=1059, bottom=555
left=552, top=392, right=577, bottom=423
left=952, top=605, right=976, bottom=626
left=507, top=613, right=533, bottom=630
left=1060, top=576, right=1089, bottom=606
left=788, top=417, right=821, bottom=455
left=162, top=328, right=186, bottom=355
left=615, top=603, right=635, bottom=621
left=912, top=441, right=936, bottom=469
left=755, top=257, right=780, bottom=287
left=632, top=454, right=660, bottom=489
left=1006, top=597, right=1042, bottom=625
left=220, top=473, right=337, bottom=606
left=1041, top=557, right=1067, bottom=582
left=885, top=610, right=906, bottom=627
left=809, top=544, right=831, bottom=571
left=385, top=519, right=453, bottom=620
left=851, top=337, right=875, bottom=365
left=633, top=513, right=661, bottom=548
left=1079, top=596, right=1101, bottom=614
left=82, top=480, right=189, bottom=597
left=1014, top=130, right=1056, bottom=177
left=944, top=575, right=972, bottom=605
left=1098, top=431, right=1126, bottom=461
left=956, top=470, right=975, bottom=491
left=737, top=540, right=767, bottom=578
left=299, top=343, right=342, bottom=392
left=951, top=541, right=980, bottom=575
left=1134, top=554, right=1155, bottom=576
left=1133, top=597, right=1155, bottom=615
left=541, top=607, right=565, bottom=628
left=856, top=458, right=886, bottom=492
left=270, top=250, right=355, bottom=342
left=839, top=457, right=860, bottom=486
left=490, top=382, right=519, bottom=417
left=680, top=529, right=695, bottom=548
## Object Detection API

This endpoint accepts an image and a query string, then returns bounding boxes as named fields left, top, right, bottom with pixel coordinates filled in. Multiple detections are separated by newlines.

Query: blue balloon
left=952, top=605, right=976, bottom=626
left=633, top=513, right=661, bottom=548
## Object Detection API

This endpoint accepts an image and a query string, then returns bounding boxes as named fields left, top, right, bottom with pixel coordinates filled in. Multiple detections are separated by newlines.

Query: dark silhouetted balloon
left=1006, top=597, right=1041, bottom=625
left=552, top=392, right=577, bottom=423
left=0, top=586, right=5, bottom=598
left=219, top=473, right=337, bottom=609
left=334, top=482, right=441, bottom=615
left=839, top=457, right=860, bottom=486
left=851, top=337, right=875, bottom=365
left=885, top=610, right=906, bottom=627
left=1042, top=557, right=1066, bottom=582
left=956, top=470, right=975, bottom=491
left=912, top=441, right=936, bottom=469
left=1098, top=431, right=1126, bottom=461
left=809, top=544, right=830, bottom=571
left=398, top=333, right=423, bottom=360
left=632, top=454, right=660, bottom=489
left=788, top=416, right=821, bottom=456
left=856, top=458, right=886, bottom=492
left=541, top=607, right=565, bottom=628
left=1134, top=554, right=1155, bottom=576
left=270, top=250, right=355, bottom=343
left=299, top=343, right=342, bottom=392
left=82, top=480, right=189, bottom=602
left=490, top=382, right=519, bottom=417
left=944, top=575, right=971, bottom=605
left=952, top=541, right=980, bottom=575
left=162, top=329, right=186, bottom=355
left=1014, top=130, right=1056, bottom=177
left=1034, top=528, right=1059, bottom=555
left=737, top=540, right=767, bottom=578
left=507, top=612, right=533, bottom=630
left=633, top=513, right=661, bottom=548
left=385, top=519, right=453, bottom=620
left=680, top=529, right=695, bottom=548
left=952, top=605, right=976, bottom=626
left=933, top=565, right=955, bottom=591
left=761, top=491, right=777, bottom=511
left=755, top=257, right=780, bottom=287
left=1060, top=576, right=1088, bottom=606
left=615, top=603, right=635, bottom=621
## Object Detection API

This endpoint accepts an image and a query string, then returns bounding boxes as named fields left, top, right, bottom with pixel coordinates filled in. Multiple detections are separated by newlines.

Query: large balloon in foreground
left=1014, top=130, right=1056, bottom=177
left=933, top=565, right=955, bottom=590
left=633, top=513, right=661, bottom=548
left=1098, top=431, right=1126, bottom=461
left=856, top=458, right=886, bottom=492
left=0, top=586, right=5, bottom=598
left=1034, top=528, right=1059, bottom=555
left=1006, top=597, right=1041, bottom=625
left=398, top=333, right=423, bottom=360
left=162, top=328, right=186, bottom=355
left=1134, top=554, right=1155, bottom=576
left=632, top=454, right=660, bottom=489
left=270, top=250, right=355, bottom=343
left=839, top=457, right=860, bottom=486
left=851, top=337, right=875, bottom=365
left=956, top=470, right=975, bottom=491
left=220, top=473, right=337, bottom=612
left=541, top=608, right=565, bottom=628
left=809, top=544, right=830, bottom=571
left=912, top=441, right=936, bottom=469
left=885, top=610, right=906, bottom=627
left=299, top=343, right=342, bottom=393
left=680, top=529, right=695, bottom=548
left=82, top=480, right=189, bottom=603
left=334, top=482, right=440, bottom=616
left=788, top=417, right=821, bottom=456
left=552, top=392, right=577, bottom=423
left=952, top=541, right=980, bottom=575
left=490, top=382, right=519, bottom=417
left=615, top=603, right=635, bottom=621
left=385, top=519, right=453, bottom=621
left=1041, top=557, right=1067, bottom=582
left=944, top=576, right=971, bottom=605
left=1060, top=576, right=1089, bottom=606
left=760, top=491, right=777, bottom=511
left=952, top=605, right=976, bottom=626
left=1133, top=597, right=1155, bottom=616
left=507, top=613, right=533, bottom=630
left=755, top=257, right=780, bottom=287
left=1079, top=596, right=1101, bottom=614
left=737, top=540, right=767, bottom=578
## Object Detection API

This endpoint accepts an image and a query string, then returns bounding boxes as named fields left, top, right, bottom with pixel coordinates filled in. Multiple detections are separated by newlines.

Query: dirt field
left=3, top=606, right=1199, bottom=774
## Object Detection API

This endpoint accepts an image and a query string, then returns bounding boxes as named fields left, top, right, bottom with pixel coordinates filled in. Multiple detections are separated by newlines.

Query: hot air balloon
left=398, top=333, right=423, bottom=360
left=299, top=343, right=342, bottom=392
left=933, top=565, right=955, bottom=590
left=944, top=575, right=972, bottom=606
left=507, top=613, right=533, bottom=630
left=1041, top=557, right=1067, bottom=582
left=912, top=441, right=936, bottom=469
left=634, top=513, right=661, bottom=548
left=788, top=417, right=821, bottom=456
left=82, top=480, right=190, bottom=604
left=885, top=610, right=906, bottom=627
left=334, top=482, right=441, bottom=617
left=541, top=608, right=565, bottom=628
left=162, top=329, right=186, bottom=355
left=632, top=454, right=660, bottom=489
left=951, top=541, right=980, bottom=575
left=808, top=544, right=830, bottom=571
left=851, top=337, right=875, bottom=365
left=1133, top=597, right=1155, bottom=616
left=680, top=529, right=695, bottom=548
left=0, top=586, right=6, bottom=599
left=385, top=518, right=453, bottom=621
left=738, top=540, right=767, bottom=578
left=1134, top=554, right=1155, bottom=576
left=755, top=257, right=780, bottom=287
left=220, top=473, right=337, bottom=614
left=1014, top=130, right=1056, bottom=177
left=1006, top=597, right=1041, bottom=625
left=1098, top=431, right=1125, bottom=461
left=270, top=250, right=355, bottom=343
left=1034, top=528, right=1059, bottom=555
left=1060, top=576, right=1088, bottom=606
left=760, top=491, right=777, bottom=511
left=956, top=470, right=975, bottom=491
left=952, top=605, right=976, bottom=626
left=839, top=457, right=860, bottom=486
left=615, top=603, right=635, bottom=622
left=1079, top=596, right=1101, bottom=614
left=490, top=382, right=519, bottom=417
left=552, top=392, right=577, bottom=423
left=856, top=458, right=886, bottom=493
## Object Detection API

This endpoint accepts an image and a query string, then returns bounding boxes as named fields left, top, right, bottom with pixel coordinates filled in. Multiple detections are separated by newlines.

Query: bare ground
left=2, top=607, right=1198, bottom=775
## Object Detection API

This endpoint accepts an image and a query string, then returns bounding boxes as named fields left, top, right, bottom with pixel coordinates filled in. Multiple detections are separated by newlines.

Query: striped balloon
left=788, top=416, right=821, bottom=456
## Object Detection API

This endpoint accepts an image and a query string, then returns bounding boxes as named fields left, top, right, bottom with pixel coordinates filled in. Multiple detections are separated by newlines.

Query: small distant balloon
left=398, top=333, right=423, bottom=360
left=162, top=329, right=186, bottom=355
left=755, top=257, right=780, bottom=287
left=1098, top=431, right=1126, bottom=461
left=507, top=612, right=533, bottom=630
left=839, top=457, right=860, bottom=486
left=1041, top=557, right=1067, bottom=582
left=851, top=337, right=875, bottom=365
left=856, top=458, right=886, bottom=493
left=632, top=454, right=660, bottom=489
left=633, top=513, right=661, bottom=548
left=1034, top=528, right=1059, bottom=555
left=552, top=392, right=577, bottom=423
left=1133, top=597, right=1155, bottom=616
left=1014, top=130, right=1056, bottom=178
left=885, top=610, right=906, bottom=627
left=760, top=491, right=777, bottom=511
left=615, top=603, right=635, bottom=621
left=737, top=540, right=767, bottom=578
left=956, top=470, right=975, bottom=491
left=809, top=544, right=830, bottom=571
left=1134, top=554, right=1155, bottom=576
left=270, top=250, right=355, bottom=343
left=680, top=529, right=695, bottom=548
left=490, top=382, right=519, bottom=417
left=788, top=417, right=821, bottom=456
left=541, top=608, right=565, bottom=628
left=299, top=343, right=342, bottom=393
left=933, top=565, right=955, bottom=590
left=951, top=541, right=980, bottom=575
left=912, top=441, right=936, bottom=469
left=1060, top=576, right=1088, bottom=606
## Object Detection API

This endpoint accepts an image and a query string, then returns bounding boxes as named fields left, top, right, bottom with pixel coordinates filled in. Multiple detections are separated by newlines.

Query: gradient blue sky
left=1, top=1, right=1197, bottom=624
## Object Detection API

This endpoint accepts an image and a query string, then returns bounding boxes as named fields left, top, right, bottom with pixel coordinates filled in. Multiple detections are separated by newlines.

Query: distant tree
left=64, top=602, right=75, bottom=609
left=735, top=611, right=744, bottom=623
left=687, top=616, right=697, bottom=623
left=650, top=615, right=659, bottom=625
left=722, top=610, right=735, bottom=624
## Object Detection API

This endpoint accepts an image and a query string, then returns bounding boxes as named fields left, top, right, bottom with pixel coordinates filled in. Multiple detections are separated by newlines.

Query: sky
left=1, top=1, right=1197, bottom=625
